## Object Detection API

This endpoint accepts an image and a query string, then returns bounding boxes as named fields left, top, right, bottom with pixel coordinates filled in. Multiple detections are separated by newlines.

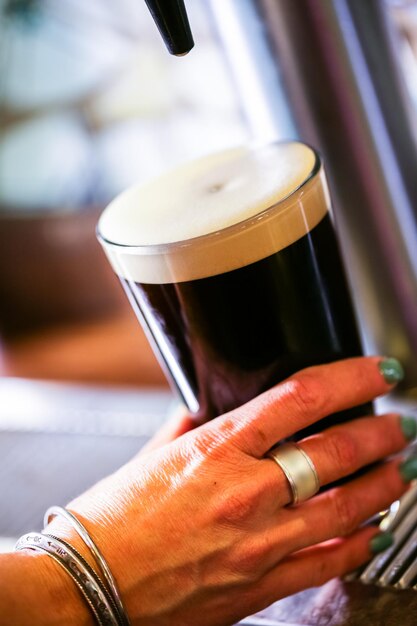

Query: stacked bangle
left=15, top=506, right=130, bottom=626
left=44, top=506, right=130, bottom=626
left=15, top=533, right=119, bottom=626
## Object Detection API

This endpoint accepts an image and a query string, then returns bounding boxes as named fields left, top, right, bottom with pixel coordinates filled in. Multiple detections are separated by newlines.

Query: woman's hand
left=46, top=356, right=415, bottom=626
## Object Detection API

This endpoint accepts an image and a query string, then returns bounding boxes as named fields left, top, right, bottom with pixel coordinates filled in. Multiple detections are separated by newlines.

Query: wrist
left=36, top=543, right=95, bottom=626
left=0, top=548, right=93, bottom=626
left=45, top=511, right=136, bottom=624
left=45, top=514, right=129, bottom=622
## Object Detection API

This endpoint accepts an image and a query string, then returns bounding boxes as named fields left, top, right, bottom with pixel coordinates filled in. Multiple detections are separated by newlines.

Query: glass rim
left=97, top=141, right=322, bottom=256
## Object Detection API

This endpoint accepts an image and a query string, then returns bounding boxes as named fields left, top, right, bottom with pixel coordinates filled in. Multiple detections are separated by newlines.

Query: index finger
left=221, top=356, right=403, bottom=456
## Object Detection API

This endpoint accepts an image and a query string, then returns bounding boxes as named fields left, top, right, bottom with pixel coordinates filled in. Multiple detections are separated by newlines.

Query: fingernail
left=400, top=416, right=417, bottom=441
left=369, top=531, right=394, bottom=554
left=378, top=358, right=404, bottom=384
left=399, top=456, right=417, bottom=482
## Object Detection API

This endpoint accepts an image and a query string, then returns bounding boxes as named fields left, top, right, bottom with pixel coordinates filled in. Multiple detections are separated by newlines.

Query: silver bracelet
left=44, top=506, right=130, bottom=626
left=15, top=533, right=120, bottom=626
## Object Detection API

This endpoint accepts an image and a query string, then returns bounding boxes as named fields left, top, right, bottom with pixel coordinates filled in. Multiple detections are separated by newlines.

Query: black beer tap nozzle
left=144, top=0, right=194, bottom=56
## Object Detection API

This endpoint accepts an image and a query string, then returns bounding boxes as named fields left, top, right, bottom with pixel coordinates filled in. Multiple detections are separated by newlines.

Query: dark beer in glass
left=98, top=142, right=369, bottom=436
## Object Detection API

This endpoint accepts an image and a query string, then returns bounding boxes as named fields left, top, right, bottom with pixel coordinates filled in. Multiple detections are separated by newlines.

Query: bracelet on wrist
left=15, top=506, right=130, bottom=626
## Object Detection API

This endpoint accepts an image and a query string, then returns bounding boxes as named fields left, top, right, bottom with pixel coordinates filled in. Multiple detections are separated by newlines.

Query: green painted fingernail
left=378, top=358, right=404, bottom=384
left=400, top=416, right=417, bottom=441
left=370, top=532, right=394, bottom=554
left=399, top=456, right=417, bottom=482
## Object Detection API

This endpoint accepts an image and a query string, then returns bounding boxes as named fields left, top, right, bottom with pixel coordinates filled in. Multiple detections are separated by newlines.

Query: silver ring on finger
left=267, top=442, right=320, bottom=505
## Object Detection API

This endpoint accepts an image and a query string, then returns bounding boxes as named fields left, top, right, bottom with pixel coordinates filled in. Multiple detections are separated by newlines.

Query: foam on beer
left=98, top=142, right=329, bottom=283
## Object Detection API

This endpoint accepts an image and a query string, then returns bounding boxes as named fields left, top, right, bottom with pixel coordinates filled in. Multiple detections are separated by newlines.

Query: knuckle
left=192, top=421, right=235, bottom=458
left=216, top=416, right=241, bottom=441
left=285, top=374, right=325, bottom=415
left=191, top=431, right=219, bottom=457
left=214, top=489, right=258, bottom=528
left=240, top=420, right=270, bottom=455
left=331, top=489, right=360, bottom=536
left=327, top=430, right=358, bottom=474
left=227, top=540, right=267, bottom=583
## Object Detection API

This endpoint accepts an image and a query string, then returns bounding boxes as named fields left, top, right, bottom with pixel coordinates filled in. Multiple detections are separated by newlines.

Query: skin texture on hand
left=34, top=356, right=412, bottom=626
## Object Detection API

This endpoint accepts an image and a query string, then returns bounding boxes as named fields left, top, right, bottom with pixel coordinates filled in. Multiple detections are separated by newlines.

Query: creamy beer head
left=98, top=141, right=329, bottom=283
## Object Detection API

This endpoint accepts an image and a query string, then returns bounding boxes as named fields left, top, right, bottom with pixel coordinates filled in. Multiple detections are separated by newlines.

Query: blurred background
left=0, top=0, right=249, bottom=384
left=2, top=1, right=417, bottom=611
left=2, top=0, right=417, bottom=384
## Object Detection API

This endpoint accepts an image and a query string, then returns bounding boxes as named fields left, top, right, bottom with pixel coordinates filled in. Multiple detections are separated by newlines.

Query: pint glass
left=98, top=142, right=369, bottom=435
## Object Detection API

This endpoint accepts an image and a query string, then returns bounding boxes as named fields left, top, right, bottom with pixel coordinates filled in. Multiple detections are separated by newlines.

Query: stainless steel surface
left=347, top=482, right=417, bottom=589
left=379, top=525, right=417, bottom=586
left=397, top=553, right=417, bottom=589
left=209, top=0, right=296, bottom=142
left=210, top=0, right=417, bottom=405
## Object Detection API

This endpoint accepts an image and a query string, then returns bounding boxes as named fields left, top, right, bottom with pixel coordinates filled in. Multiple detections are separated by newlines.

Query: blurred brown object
left=1, top=309, right=167, bottom=387
left=0, top=206, right=125, bottom=339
